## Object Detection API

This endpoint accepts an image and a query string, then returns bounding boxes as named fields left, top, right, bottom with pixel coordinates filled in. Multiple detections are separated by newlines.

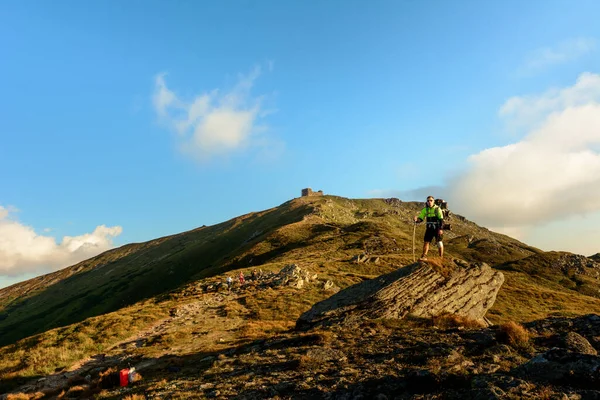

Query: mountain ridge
left=0, top=195, right=591, bottom=347
left=2, top=194, right=600, bottom=398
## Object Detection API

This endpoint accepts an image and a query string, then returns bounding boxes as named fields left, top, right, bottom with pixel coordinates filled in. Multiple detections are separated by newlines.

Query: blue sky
left=2, top=0, right=600, bottom=288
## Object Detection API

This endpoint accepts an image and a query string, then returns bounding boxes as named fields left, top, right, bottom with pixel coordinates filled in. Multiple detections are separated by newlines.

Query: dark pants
left=424, top=226, right=442, bottom=243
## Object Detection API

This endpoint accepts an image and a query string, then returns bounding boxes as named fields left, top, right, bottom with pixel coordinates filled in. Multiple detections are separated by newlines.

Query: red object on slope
left=119, top=368, right=129, bottom=387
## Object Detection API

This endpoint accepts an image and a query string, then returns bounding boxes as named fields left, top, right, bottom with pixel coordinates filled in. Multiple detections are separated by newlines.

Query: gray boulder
left=296, top=260, right=504, bottom=330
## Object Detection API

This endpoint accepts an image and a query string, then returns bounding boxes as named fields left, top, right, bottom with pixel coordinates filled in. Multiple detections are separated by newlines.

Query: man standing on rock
left=414, top=196, right=444, bottom=260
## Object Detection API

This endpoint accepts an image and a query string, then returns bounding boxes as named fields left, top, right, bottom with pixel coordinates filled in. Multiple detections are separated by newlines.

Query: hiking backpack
left=434, top=199, right=452, bottom=230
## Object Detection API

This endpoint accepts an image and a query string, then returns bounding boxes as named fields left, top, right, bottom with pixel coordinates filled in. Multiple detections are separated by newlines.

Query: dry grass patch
left=239, top=320, right=295, bottom=341
left=433, top=312, right=486, bottom=329
left=421, top=259, right=456, bottom=278
left=6, top=394, right=30, bottom=400
left=297, top=353, right=324, bottom=371
left=64, top=384, right=92, bottom=397
left=499, top=321, right=531, bottom=350
left=489, top=270, right=600, bottom=324
left=221, top=299, right=249, bottom=317
left=242, top=285, right=328, bottom=323
left=0, top=300, right=168, bottom=388
left=123, top=395, right=147, bottom=400
left=310, top=329, right=336, bottom=345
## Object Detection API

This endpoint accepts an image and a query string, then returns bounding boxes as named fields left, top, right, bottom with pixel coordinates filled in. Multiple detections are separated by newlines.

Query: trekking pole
left=412, top=220, right=416, bottom=263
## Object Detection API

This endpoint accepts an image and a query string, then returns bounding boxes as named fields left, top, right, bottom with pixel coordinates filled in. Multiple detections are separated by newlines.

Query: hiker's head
left=426, top=196, right=434, bottom=206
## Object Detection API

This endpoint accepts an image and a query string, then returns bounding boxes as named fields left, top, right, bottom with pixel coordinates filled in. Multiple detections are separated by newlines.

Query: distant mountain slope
left=3, top=195, right=600, bottom=397
left=0, top=198, right=315, bottom=346
left=0, top=195, right=579, bottom=347
left=497, top=251, right=600, bottom=298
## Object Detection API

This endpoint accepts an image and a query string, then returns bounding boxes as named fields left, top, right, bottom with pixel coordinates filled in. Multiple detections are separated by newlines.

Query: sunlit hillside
left=2, top=195, right=600, bottom=398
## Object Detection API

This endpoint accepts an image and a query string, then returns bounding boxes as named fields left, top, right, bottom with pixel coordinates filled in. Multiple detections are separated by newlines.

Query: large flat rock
left=297, top=260, right=504, bottom=330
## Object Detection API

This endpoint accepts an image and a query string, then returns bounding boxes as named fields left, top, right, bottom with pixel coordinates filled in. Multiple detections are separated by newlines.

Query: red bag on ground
left=119, top=368, right=129, bottom=387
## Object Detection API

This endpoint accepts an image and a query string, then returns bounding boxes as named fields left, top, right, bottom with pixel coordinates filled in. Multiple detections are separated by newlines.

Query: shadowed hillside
left=0, top=197, right=317, bottom=346
left=0, top=195, right=544, bottom=347
left=2, top=195, right=600, bottom=398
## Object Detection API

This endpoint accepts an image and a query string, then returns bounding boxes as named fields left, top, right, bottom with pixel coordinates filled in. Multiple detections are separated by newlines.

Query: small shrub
left=499, top=321, right=530, bottom=350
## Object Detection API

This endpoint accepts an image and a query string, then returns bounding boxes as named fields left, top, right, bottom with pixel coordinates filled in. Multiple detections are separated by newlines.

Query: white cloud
left=500, top=72, right=600, bottom=130
left=153, top=66, right=276, bottom=161
left=521, top=212, right=600, bottom=255
left=448, top=72, right=600, bottom=255
left=521, top=37, right=596, bottom=72
left=152, top=74, right=179, bottom=117
left=0, top=206, right=122, bottom=277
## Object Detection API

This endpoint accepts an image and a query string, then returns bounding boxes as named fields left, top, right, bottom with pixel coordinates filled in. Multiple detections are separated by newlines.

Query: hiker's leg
left=436, top=231, right=444, bottom=259
left=422, top=227, right=435, bottom=258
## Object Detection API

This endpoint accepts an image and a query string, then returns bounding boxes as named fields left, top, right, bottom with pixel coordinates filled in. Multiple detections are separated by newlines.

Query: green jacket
left=417, top=206, right=444, bottom=228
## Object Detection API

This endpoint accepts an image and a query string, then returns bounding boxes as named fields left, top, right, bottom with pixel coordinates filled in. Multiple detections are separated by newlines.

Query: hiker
left=226, top=276, right=233, bottom=290
left=239, top=271, right=245, bottom=285
left=413, top=195, right=444, bottom=259
left=251, top=269, right=257, bottom=281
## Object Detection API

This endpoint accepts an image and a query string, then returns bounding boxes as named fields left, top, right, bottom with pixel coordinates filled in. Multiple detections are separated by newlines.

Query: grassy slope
left=0, top=198, right=315, bottom=346
left=2, top=195, right=600, bottom=392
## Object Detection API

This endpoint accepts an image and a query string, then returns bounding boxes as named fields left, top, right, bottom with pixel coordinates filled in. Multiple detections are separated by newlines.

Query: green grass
left=1, top=194, right=599, bottom=395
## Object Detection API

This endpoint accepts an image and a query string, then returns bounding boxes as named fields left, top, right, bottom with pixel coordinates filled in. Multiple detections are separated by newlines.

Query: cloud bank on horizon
left=381, top=72, right=600, bottom=255
left=0, top=206, right=122, bottom=277
left=450, top=72, right=600, bottom=228
left=152, top=66, right=275, bottom=162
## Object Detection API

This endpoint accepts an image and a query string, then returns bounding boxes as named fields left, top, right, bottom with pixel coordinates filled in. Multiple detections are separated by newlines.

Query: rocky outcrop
left=297, top=260, right=504, bottom=330
left=273, top=264, right=318, bottom=289
left=516, top=348, right=600, bottom=387
left=526, top=314, right=600, bottom=352
left=513, top=314, right=600, bottom=388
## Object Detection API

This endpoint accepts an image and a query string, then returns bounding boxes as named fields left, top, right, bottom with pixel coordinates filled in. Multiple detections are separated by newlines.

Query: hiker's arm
left=414, top=208, right=426, bottom=222
left=437, top=208, right=444, bottom=231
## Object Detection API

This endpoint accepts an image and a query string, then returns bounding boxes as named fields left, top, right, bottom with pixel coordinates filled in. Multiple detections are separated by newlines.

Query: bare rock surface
left=526, top=313, right=600, bottom=351
left=297, top=260, right=504, bottom=330
left=516, top=348, right=600, bottom=387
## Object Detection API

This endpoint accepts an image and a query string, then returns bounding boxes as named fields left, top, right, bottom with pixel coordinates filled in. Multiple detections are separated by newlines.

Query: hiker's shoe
left=419, top=255, right=428, bottom=261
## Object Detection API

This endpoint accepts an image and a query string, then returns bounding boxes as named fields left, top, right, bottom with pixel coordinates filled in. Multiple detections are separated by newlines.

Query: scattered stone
left=272, top=264, right=318, bottom=288
left=352, top=254, right=369, bottom=264
left=517, top=348, right=600, bottom=387
left=562, top=331, right=597, bottom=355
